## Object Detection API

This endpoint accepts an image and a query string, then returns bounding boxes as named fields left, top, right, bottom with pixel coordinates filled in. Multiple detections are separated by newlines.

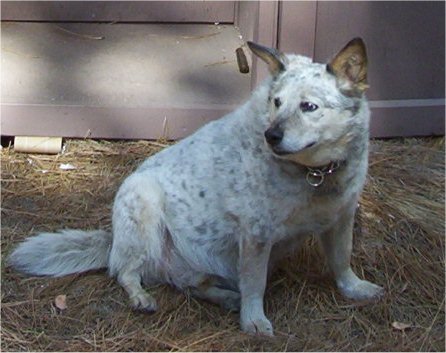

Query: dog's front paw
left=339, top=279, right=384, bottom=301
left=130, top=292, right=158, bottom=313
left=241, top=315, right=274, bottom=336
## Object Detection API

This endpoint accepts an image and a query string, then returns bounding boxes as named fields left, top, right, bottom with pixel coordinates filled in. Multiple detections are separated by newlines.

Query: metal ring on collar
left=306, top=169, right=325, bottom=187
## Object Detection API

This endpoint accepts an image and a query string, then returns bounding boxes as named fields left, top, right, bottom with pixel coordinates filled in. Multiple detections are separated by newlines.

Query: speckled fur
left=9, top=39, right=383, bottom=336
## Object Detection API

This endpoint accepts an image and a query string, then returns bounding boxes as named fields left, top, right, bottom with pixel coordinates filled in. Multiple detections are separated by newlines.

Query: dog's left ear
left=247, top=41, right=287, bottom=76
left=327, top=38, right=369, bottom=95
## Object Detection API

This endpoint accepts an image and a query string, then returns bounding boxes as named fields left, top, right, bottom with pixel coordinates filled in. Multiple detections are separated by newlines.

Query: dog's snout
left=264, top=127, right=284, bottom=146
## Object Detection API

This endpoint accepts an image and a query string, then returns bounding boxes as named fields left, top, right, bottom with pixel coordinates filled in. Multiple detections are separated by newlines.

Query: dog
left=9, top=38, right=383, bottom=336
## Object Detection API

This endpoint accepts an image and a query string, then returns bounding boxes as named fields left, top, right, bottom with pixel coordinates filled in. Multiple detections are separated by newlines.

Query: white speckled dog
left=9, top=38, right=383, bottom=336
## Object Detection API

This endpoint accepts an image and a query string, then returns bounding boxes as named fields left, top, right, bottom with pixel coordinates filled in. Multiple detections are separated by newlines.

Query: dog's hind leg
left=117, top=268, right=158, bottom=312
left=188, top=275, right=240, bottom=311
left=108, top=173, right=167, bottom=312
left=319, top=207, right=384, bottom=301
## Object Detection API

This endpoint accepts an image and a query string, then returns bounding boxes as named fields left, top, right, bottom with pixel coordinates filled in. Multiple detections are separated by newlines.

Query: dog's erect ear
left=247, top=41, right=286, bottom=76
left=327, top=38, right=369, bottom=95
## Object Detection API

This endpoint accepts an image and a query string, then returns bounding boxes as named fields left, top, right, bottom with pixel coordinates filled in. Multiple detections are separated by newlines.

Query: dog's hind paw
left=241, top=315, right=274, bottom=336
left=221, top=292, right=241, bottom=312
left=339, top=279, right=384, bottom=301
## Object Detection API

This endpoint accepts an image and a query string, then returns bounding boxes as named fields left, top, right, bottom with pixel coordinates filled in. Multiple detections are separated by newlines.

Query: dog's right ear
left=327, top=38, right=369, bottom=96
left=247, top=41, right=286, bottom=76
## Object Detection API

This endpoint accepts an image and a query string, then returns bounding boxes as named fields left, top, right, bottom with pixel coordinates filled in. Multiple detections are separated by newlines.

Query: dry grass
left=1, top=137, right=444, bottom=351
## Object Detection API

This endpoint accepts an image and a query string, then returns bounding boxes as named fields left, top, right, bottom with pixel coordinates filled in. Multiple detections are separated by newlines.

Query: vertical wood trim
left=235, top=1, right=259, bottom=41
left=252, top=1, right=280, bottom=87
left=277, top=1, right=317, bottom=58
left=255, top=1, right=279, bottom=47
left=234, top=0, right=239, bottom=28
left=235, top=1, right=259, bottom=91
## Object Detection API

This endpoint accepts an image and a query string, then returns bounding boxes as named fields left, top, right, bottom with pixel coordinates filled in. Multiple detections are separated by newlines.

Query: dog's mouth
left=271, top=147, right=291, bottom=156
left=270, top=141, right=317, bottom=156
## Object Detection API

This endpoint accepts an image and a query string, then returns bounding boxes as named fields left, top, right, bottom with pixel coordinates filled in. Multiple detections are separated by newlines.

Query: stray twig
left=419, top=297, right=445, bottom=351
left=55, top=25, right=104, bottom=40
left=204, top=60, right=235, bottom=68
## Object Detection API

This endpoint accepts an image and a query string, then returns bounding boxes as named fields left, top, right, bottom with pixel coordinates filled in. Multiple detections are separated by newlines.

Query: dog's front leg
left=239, top=237, right=274, bottom=336
left=319, top=208, right=384, bottom=301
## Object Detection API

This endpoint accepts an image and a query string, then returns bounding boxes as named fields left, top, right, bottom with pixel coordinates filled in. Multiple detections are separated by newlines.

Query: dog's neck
left=304, top=160, right=346, bottom=187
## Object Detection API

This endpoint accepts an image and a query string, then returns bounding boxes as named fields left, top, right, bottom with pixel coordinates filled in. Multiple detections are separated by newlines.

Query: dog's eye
left=274, top=97, right=282, bottom=108
left=300, top=101, right=318, bottom=112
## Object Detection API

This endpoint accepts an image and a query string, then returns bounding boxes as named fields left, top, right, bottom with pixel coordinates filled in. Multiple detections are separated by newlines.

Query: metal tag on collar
left=306, top=161, right=340, bottom=187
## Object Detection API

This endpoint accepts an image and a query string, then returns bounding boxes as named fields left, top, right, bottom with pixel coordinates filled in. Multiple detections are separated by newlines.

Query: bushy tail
left=8, top=229, right=112, bottom=277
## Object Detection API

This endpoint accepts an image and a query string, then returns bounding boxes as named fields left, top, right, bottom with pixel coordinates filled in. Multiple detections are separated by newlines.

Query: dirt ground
left=1, top=137, right=444, bottom=351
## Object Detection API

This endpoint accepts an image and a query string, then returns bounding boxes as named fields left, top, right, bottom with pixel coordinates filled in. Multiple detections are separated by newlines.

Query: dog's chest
left=260, top=189, right=350, bottom=242
left=222, top=161, right=358, bottom=242
left=280, top=192, right=348, bottom=236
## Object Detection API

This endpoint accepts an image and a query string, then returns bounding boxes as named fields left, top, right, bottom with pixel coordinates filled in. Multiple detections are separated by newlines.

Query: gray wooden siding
left=1, top=1, right=444, bottom=139
left=278, top=1, right=445, bottom=137
left=1, top=1, right=235, bottom=23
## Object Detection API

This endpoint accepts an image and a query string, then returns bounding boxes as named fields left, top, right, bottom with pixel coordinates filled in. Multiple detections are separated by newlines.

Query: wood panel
left=1, top=1, right=235, bottom=23
left=369, top=105, right=445, bottom=138
left=276, top=1, right=445, bottom=137
left=314, top=1, right=445, bottom=101
left=1, top=22, right=250, bottom=140
left=1, top=104, right=235, bottom=140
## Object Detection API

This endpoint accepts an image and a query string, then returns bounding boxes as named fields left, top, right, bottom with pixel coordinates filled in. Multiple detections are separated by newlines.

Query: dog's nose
left=264, top=127, right=284, bottom=146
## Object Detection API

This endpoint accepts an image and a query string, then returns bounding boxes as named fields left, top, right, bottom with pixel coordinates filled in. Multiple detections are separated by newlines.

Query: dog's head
left=248, top=38, right=369, bottom=167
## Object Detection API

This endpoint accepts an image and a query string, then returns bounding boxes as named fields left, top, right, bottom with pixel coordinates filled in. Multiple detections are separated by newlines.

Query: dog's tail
left=8, top=229, right=112, bottom=277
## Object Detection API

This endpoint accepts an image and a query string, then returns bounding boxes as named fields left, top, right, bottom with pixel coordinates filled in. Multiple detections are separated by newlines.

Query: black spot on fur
left=195, top=224, right=207, bottom=234
left=224, top=212, right=240, bottom=223
left=253, top=146, right=263, bottom=156
left=178, top=198, right=191, bottom=208
left=209, top=220, right=219, bottom=235
left=241, top=140, right=251, bottom=150
left=199, top=190, right=205, bottom=198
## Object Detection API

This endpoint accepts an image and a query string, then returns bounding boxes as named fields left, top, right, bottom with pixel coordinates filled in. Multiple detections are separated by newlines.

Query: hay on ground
left=1, top=137, right=444, bottom=351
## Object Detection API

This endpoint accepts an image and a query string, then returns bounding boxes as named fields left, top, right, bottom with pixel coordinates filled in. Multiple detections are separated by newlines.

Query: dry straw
left=1, top=137, right=444, bottom=351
